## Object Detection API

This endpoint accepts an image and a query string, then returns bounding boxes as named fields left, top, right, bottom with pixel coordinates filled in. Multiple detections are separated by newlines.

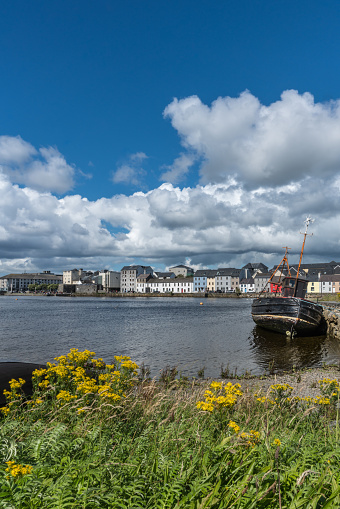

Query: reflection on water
left=249, top=326, right=340, bottom=372
left=0, top=295, right=339, bottom=377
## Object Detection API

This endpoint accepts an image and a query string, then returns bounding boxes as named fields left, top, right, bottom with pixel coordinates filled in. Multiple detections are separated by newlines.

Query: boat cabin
left=282, top=276, right=308, bottom=299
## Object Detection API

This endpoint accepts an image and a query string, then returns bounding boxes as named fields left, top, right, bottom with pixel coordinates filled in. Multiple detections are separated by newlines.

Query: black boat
left=251, top=218, right=324, bottom=336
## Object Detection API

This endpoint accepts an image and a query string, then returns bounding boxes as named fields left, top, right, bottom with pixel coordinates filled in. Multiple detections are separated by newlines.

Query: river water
left=1, top=295, right=340, bottom=378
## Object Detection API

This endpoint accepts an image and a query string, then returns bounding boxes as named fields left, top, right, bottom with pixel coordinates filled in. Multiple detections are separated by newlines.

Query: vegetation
left=1, top=350, right=340, bottom=507
left=28, top=284, right=59, bottom=293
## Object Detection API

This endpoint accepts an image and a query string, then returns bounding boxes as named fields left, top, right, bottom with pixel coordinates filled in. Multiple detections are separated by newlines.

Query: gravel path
left=226, top=367, right=340, bottom=400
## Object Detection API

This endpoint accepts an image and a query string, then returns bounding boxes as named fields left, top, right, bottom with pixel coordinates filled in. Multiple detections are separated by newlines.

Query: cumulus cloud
left=1, top=90, right=340, bottom=274
left=112, top=152, right=148, bottom=186
left=0, top=135, right=37, bottom=164
left=164, top=90, right=340, bottom=188
left=160, top=153, right=195, bottom=184
left=0, top=136, right=75, bottom=193
left=1, top=167, right=340, bottom=274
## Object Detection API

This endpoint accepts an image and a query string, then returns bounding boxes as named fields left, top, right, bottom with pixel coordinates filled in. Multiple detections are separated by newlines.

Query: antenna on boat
left=294, top=216, right=314, bottom=296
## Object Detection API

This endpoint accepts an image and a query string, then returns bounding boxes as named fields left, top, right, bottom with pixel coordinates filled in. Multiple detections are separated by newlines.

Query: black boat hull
left=251, top=297, right=323, bottom=335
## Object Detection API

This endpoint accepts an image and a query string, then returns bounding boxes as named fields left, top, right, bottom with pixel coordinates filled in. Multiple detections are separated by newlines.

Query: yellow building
left=307, top=280, right=320, bottom=294
left=206, top=276, right=216, bottom=292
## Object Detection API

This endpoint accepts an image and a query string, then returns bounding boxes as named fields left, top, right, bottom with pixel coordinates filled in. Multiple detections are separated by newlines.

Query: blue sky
left=1, top=0, right=340, bottom=274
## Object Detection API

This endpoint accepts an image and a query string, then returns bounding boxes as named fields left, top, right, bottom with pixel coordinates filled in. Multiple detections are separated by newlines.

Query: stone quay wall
left=322, top=304, right=340, bottom=339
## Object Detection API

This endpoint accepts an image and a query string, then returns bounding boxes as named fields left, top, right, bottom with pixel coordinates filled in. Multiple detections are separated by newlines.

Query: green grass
left=1, top=352, right=340, bottom=508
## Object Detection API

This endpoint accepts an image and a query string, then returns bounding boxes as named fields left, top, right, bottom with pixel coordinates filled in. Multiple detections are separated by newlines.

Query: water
left=1, top=295, right=340, bottom=377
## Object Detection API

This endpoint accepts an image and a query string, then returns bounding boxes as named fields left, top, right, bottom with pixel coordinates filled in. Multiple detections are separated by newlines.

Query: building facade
left=0, top=272, right=62, bottom=292
left=169, top=265, right=194, bottom=277
left=120, top=265, right=153, bottom=292
left=98, top=271, right=121, bottom=291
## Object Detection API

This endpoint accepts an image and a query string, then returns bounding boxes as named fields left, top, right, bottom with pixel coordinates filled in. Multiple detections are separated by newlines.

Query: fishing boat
left=251, top=217, right=324, bottom=336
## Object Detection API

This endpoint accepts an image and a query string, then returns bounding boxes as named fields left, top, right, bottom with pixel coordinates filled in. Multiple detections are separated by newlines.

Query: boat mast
left=294, top=216, right=313, bottom=297
left=260, top=246, right=290, bottom=295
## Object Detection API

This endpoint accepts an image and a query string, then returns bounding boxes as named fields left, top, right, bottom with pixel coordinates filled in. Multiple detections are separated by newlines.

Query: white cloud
left=112, top=164, right=141, bottom=185
left=112, top=152, right=147, bottom=186
left=160, top=153, right=195, bottom=184
left=0, top=137, right=75, bottom=193
left=1, top=90, right=340, bottom=274
left=0, top=135, right=37, bottom=165
left=164, top=90, right=340, bottom=188
left=1, top=168, right=340, bottom=275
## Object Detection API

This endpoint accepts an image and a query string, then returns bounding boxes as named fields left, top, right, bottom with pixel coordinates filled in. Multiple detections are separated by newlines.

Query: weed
left=197, top=366, right=205, bottom=379
left=1, top=349, right=340, bottom=508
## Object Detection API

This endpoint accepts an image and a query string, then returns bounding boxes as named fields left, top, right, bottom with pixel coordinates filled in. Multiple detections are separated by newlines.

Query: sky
left=1, top=0, right=340, bottom=275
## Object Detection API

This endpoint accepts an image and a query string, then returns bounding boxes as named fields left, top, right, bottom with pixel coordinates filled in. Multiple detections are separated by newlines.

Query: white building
left=239, top=278, right=255, bottom=293
left=136, top=277, right=193, bottom=294
left=63, top=269, right=87, bottom=284
left=214, top=268, right=240, bottom=292
left=0, top=272, right=62, bottom=292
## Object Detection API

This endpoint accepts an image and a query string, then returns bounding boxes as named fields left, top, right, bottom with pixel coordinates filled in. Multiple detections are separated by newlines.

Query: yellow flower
left=38, top=380, right=50, bottom=389
left=5, top=461, right=32, bottom=478
left=239, top=430, right=260, bottom=447
left=273, top=438, right=281, bottom=447
left=228, top=420, right=240, bottom=434
left=32, top=368, right=47, bottom=378
left=56, top=390, right=77, bottom=403
left=9, top=378, right=26, bottom=390
left=210, top=381, right=223, bottom=390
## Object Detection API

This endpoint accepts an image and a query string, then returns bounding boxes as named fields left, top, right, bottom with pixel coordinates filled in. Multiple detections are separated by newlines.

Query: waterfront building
left=239, top=278, right=255, bottom=293
left=307, top=275, right=321, bottom=294
left=136, top=273, right=154, bottom=293
left=120, top=265, right=153, bottom=292
left=253, top=272, right=272, bottom=293
left=169, top=264, right=194, bottom=277
left=63, top=268, right=94, bottom=284
left=193, top=269, right=218, bottom=292
left=98, top=270, right=120, bottom=292
left=148, top=277, right=193, bottom=294
left=154, top=271, right=175, bottom=279
left=206, top=275, right=216, bottom=292
left=319, top=274, right=340, bottom=293
left=215, top=268, right=241, bottom=292
left=240, top=263, right=268, bottom=281
left=0, top=271, right=62, bottom=292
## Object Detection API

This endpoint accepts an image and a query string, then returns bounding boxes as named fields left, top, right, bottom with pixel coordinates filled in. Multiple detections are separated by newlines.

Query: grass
left=1, top=350, right=340, bottom=508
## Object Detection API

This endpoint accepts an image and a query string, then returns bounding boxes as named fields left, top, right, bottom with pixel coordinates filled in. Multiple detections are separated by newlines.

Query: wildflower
left=196, top=401, right=214, bottom=412
left=273, top=438, right=281, bottom=447
left=56, top=390, right=77, bottom=404
left=8, top=378, right=26, bottom=390
left=314, top=396, right=330, bottom=405
left=239, top=430, right=260, bottom=447
left=5, top=461, right=32, bottom=478
left=196, top=381, right=243, bottom=413
left=228, top=420, right=240, bottom=434
left=210, top=381, right=223, bottom=390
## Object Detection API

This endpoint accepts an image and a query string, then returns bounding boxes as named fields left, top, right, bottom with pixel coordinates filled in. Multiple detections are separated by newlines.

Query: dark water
left=1, top=295, right=340, bottom=377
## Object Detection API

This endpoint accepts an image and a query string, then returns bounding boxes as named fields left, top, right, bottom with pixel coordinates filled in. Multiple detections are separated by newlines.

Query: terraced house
left=136, top=275, right=193, bottom=293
